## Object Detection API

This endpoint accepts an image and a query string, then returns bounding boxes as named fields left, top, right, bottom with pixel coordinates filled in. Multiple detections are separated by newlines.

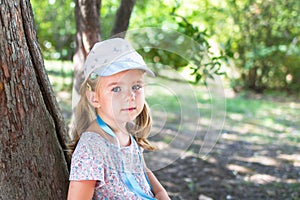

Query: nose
left=127, top=90, right=136, bottom=101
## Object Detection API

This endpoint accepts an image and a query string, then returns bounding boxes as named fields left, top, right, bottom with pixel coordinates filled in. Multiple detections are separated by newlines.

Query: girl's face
left=95, top=69, right=146, bottom=128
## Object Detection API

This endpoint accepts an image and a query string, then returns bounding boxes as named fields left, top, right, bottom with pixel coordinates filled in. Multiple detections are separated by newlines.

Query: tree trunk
left=73, top=0, right=101, bottom=94
left=111, top=0, right=136, bottom=38
left=247, top=66, right=257, bottom=91
left=0, top=0, right=69, bottom=199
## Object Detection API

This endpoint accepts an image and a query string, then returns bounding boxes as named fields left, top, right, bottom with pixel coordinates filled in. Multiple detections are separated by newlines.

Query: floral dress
left=69, top=132, right=155, bottom=200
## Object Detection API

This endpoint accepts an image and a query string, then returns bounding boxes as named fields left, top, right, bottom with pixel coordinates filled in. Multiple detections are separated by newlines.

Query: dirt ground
left=148, top=127, right=300, bottom=200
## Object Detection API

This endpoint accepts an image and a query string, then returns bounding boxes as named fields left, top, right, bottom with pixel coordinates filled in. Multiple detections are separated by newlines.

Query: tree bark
left=0, top=0, right=69, bottom=199
left=111, top=0, right=136, bottom=38
left=73, top=0, right=101, bottom=93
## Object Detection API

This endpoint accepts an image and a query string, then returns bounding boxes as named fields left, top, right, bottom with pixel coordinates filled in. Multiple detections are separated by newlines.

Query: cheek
left=99, top=95, right=114, bottom=108
left=109, top=96, right=124, bottom=111
left=136, top=92, right=145, bottom=107
left=138, top=88, right=145, bottom=97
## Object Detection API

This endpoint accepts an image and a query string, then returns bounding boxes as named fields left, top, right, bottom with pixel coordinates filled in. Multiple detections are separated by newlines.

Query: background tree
left=111, top=0, right=136, bottom=37
left=0, top=0, right=69, bottom=199
left=73, top=0, right=101, bottom=93
left=73, top=0, right=136, bottom=95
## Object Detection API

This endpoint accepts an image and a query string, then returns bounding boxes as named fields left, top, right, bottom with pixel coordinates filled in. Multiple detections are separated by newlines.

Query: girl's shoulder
left=77, top=131, right=108, bottom=147
left=73, top=132, right=112, bottom=157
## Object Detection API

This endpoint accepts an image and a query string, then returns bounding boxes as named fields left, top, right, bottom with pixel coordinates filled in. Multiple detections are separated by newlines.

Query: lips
left=122, top=107, right=136, bottom=111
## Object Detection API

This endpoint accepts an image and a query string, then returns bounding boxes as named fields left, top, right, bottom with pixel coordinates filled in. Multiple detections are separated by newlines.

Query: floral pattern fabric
left=69, top=132, right=154, bottom=200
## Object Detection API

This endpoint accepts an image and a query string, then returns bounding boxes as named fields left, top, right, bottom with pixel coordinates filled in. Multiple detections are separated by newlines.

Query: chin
left=121, top=114, right=139, bottom=123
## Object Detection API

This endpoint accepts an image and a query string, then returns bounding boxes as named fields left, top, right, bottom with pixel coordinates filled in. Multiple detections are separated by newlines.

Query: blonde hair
left=68, top=76, right=156, bottom=154
left=128, top=102, right=156, bottom=151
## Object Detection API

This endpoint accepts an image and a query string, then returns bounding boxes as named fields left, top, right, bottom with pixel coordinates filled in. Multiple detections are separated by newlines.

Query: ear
left=86, top=91, right=101, bottom=108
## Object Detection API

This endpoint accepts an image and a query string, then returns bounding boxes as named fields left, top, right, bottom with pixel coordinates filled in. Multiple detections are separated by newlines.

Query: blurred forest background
left=31, top=0, right=299, bottom=199
left=31, top=0, right=300, bottom=92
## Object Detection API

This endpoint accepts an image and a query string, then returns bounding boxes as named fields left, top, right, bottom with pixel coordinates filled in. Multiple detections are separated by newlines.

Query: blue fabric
left=122, top=172, right=156, bottom=200
left=96, top=115, right=116, bottom=138
left=96, top=115, right=156, bottom=200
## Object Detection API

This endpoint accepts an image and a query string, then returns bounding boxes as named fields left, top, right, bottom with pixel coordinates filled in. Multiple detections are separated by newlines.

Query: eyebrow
left=135, top=80, right=144, bottom=84
left=107, top=82, right=118, bottom=87
left=107, top=80, right=144, bottom=87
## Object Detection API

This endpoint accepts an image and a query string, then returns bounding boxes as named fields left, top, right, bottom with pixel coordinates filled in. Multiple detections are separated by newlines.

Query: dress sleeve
left=69, top=133, right=105, bottom=184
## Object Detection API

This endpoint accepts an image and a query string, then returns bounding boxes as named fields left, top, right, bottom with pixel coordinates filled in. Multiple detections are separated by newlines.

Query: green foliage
left=100, top=0, right=119, bottom=39
left=225, top=0, right=300, bottom=92
left=31, top=0, right=120, bottom=60
left=32, top=0, right=300, bottom=93
left=171, top=10, right=226, bottom=84
left=31, top=0, right=76, bottom=60
left=32, top=0, right=226, bottom=84
left=128, top=2, right=226, bottom=84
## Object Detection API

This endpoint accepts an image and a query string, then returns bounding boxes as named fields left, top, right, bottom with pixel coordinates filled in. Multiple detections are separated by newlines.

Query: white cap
left=83, top=38, right=155, bottom=81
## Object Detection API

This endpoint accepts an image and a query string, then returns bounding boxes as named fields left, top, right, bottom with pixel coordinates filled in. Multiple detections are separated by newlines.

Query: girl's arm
left=146, top=168, right=170, bottom=200
left=67, top=180, right=96, bottom=200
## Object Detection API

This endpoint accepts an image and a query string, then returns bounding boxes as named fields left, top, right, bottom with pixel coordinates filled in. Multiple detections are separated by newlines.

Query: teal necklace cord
left=96, top=115, right=156, bottom=200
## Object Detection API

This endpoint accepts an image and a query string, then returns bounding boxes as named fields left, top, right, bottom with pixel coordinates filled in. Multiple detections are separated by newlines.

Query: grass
left=45, top=59, right=300, bottom=146
left=45, top=60, right=73, bottom=92
left=225, top=93, right=300, bottom=145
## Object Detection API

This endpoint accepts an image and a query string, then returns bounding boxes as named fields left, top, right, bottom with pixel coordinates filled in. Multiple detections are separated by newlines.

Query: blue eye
left=112, top=87, right=121, bottom=92
left=132, top=84, right=142, bottom=91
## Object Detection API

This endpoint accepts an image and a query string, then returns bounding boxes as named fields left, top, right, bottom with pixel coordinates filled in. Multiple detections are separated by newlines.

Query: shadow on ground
left=148, top=127, right=300, bottom=200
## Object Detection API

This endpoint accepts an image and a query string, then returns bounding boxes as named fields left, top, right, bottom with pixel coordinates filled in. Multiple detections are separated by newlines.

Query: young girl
left=68, top=38, right=170, bottom=200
